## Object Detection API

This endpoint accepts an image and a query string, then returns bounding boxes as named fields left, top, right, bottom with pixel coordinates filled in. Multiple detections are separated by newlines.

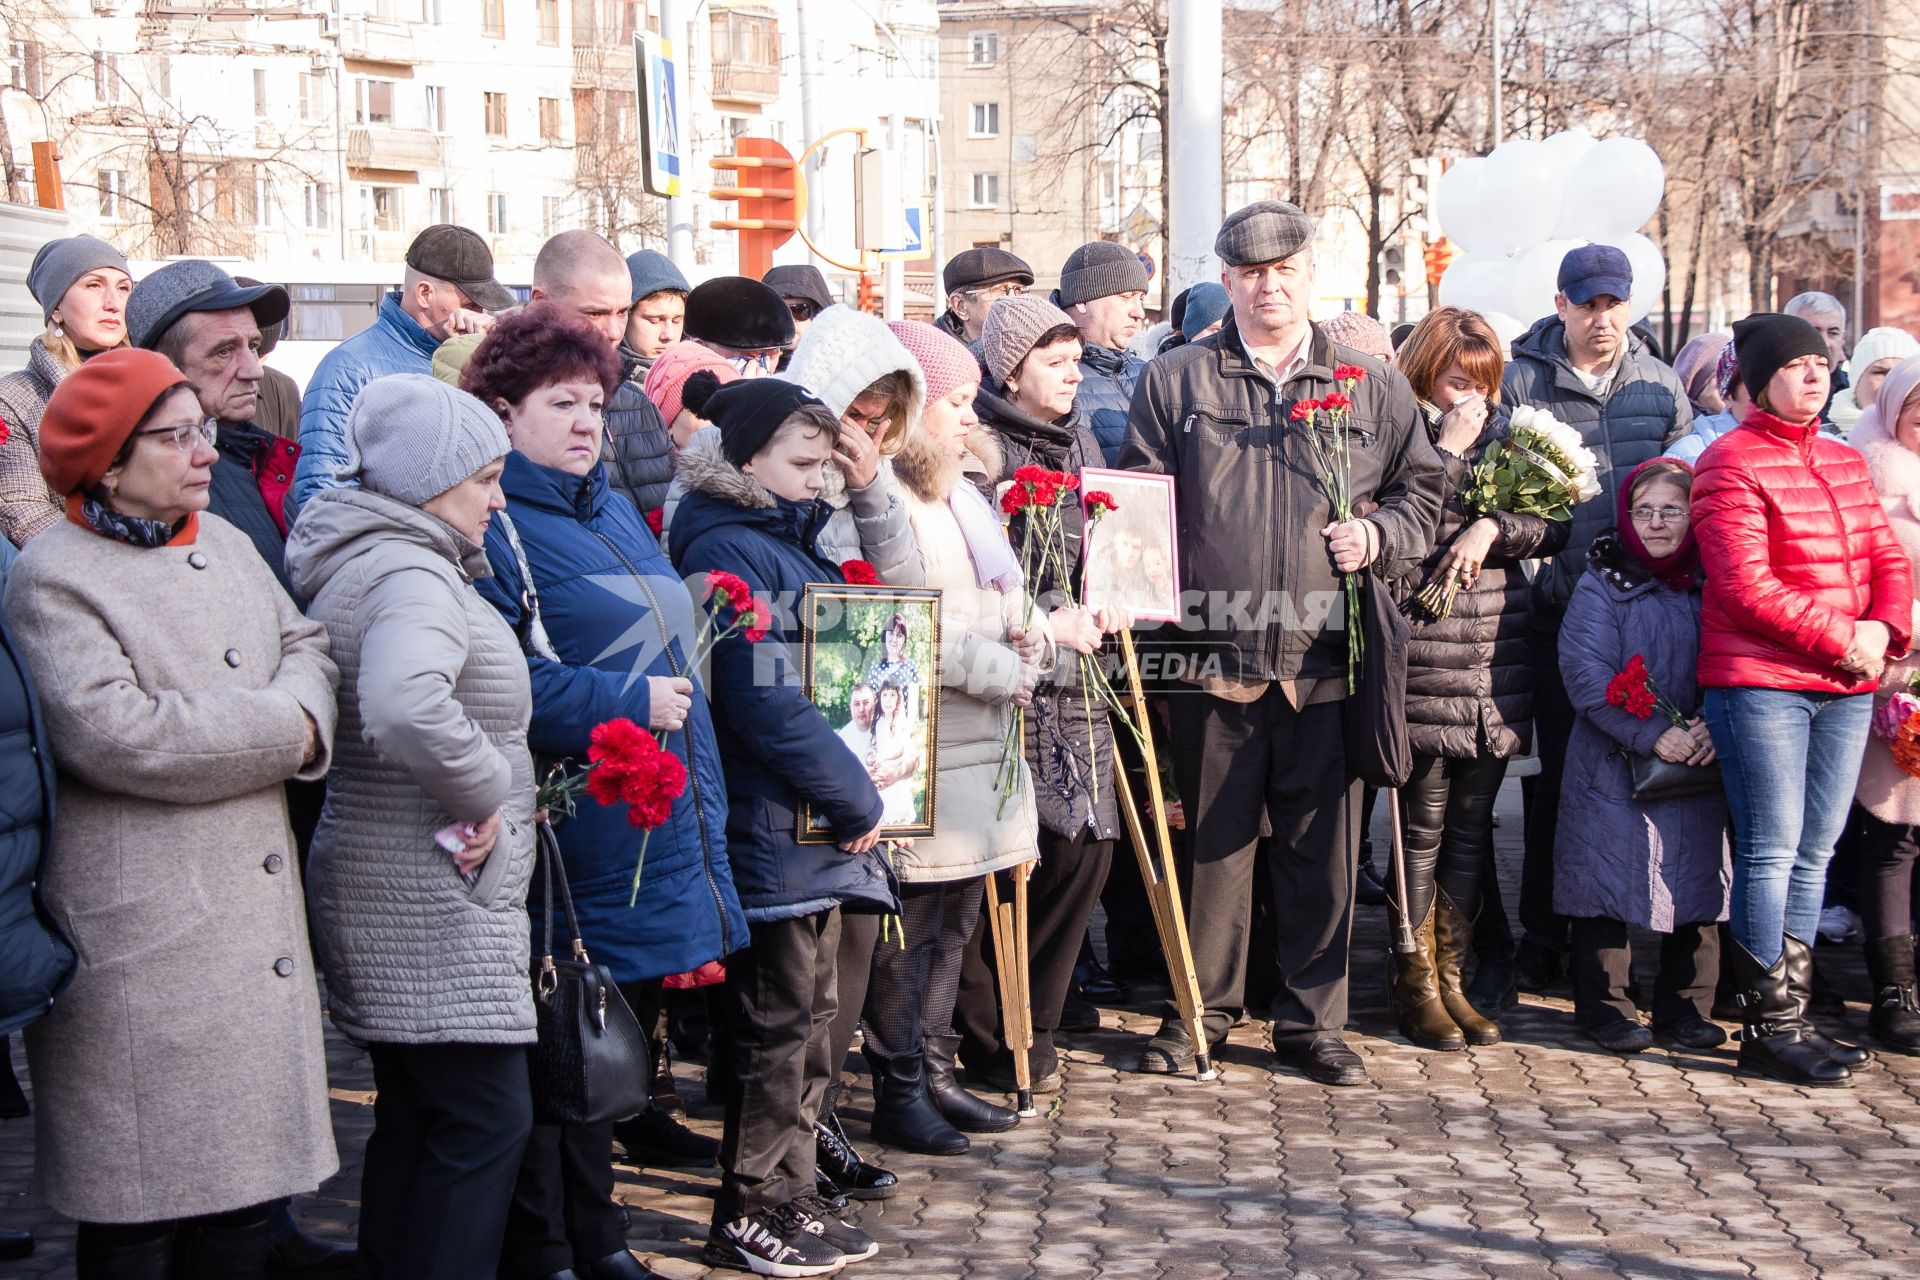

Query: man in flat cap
left=1118, top=200, right=1444, bottom=1087
left=936, top=247, right=1033, bottom=344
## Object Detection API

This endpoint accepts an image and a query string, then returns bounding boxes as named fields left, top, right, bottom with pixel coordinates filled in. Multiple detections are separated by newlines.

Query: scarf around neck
left=949, top=479, right=1023, bottom=592
left=1614, top=458, right=1697, bottom=591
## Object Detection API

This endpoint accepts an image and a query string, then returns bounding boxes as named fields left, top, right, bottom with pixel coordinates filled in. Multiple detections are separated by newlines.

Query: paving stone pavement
left=4, top=780, right=1919, bottom=1278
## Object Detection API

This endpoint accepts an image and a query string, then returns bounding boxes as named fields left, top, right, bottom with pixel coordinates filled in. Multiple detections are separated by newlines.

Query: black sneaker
left=703, top=1205, right=846, bottom=1277
left=789, top=1194, right=879, bottom=1263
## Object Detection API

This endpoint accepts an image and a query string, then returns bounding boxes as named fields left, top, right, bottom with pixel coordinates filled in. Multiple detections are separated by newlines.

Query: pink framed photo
left=1079, top=467, right=1181, bottom=624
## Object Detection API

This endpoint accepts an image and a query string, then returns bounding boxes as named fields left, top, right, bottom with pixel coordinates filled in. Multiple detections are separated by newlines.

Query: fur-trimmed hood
left=1852, top=406, right=1920, bottom=566
left=893, top=423, right=1003, bottom=503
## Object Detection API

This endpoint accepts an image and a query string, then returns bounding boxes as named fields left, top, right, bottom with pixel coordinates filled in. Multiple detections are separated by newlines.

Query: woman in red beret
left=1, top=347, right=341, bottom=1276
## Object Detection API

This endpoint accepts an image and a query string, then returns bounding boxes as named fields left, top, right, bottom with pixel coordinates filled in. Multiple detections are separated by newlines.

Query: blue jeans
left=1703, top=687, right=1873, bottom=966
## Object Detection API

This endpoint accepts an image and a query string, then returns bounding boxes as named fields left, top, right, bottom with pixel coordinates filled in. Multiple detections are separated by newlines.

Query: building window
left=8, top=41, right=44, bottom=97
left=482, top=0, right=505, bottom=38
left=92, top=50, right=120, bottom=103
left=484, top=92, right=508, bottom=138
left=298, top=70, right=324, bottom=122
left=303, top=182, right=331, bottom=229
left=97, top=169, right=125, bottom=220
left=968, top=171, right=1001, bottom=209
left=539, top=96, right=562, bottom=143
left=253, top=177, right=275, bottom=227
left=537, top=0, right=560, bottom=45
left=967, top=31, right=998, bottom=66
left=429, top=187, right=454, bottom=223
left=424, top=84, right=446, bottom=132
left=487, top=192, right=509, bottom=233
left=969, top=102, right=999, bottom=138
left=364, top=184, right=401, bottom=232
left=542, top=194, right=566, bottom=235
left=355, top=79, right=395, bottom=125
left=253, top=68, right=269, bottom=119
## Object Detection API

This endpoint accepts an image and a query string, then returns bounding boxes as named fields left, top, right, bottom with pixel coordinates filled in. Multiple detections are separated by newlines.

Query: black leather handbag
left=528, top=822, right=651, bottom=1127
left=1626, top=751, right=1725, bottom=802
left=1342, top=570, right=1414, bottom=790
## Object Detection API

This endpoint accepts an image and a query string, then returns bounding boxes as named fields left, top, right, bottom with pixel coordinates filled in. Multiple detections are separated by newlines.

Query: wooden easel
left=983, top=860, right=1037, bottom=1115
left=1111, top=629, right=1217, bottom=1080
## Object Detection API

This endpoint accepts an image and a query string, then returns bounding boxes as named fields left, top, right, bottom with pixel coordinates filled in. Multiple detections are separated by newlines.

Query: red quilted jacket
left=1692, top=409, right=1914, bottom=692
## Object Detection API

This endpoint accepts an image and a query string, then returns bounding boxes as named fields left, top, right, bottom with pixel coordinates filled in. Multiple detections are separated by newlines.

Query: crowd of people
left=0, top=202, right=1915, bottom=1280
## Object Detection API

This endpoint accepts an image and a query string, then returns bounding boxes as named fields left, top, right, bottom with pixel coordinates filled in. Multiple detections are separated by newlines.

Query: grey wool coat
left=1553, top=535, right=1730, bottom=931
left=286, top=488, right=539, bottom=1046
left=3, top=514, right=341, bottom=1224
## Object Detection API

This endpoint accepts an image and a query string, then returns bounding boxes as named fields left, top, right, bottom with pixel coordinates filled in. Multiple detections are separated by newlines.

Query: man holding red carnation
left=1118, top=200, right=1445, bottom=1088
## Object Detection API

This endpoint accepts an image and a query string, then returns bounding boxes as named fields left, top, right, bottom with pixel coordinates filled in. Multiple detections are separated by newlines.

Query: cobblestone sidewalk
left=5, top=784, right=1918, bottom=1278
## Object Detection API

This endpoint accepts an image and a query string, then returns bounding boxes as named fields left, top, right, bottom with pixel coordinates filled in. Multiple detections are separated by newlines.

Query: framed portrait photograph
left=798, top=584, right=942, bottom=841
left=1079, top=467, right=1181, bottom=623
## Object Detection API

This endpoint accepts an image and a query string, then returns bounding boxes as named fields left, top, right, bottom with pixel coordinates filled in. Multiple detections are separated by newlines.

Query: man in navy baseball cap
left=1556, top=243, right=1633, bottom=306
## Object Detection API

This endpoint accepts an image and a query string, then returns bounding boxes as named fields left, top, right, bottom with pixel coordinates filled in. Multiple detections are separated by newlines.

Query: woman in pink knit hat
left=643, top=341, right=738, bottom=448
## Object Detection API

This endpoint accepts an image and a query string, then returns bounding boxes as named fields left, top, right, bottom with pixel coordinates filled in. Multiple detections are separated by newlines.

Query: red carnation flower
left=741, top=597, right=772, bottom=644
left=841, top=559, right=880, bottom=585
left=705, top=570, right=751, bottom=609
left=643, top=507, right=665, bottom=537
left=1291, top=399, right=1321, bottom=421
left=1000, top=487, right=1025, bottom=514
left=1084, top=490, right=1118, bottom=516
left=1333, top=364, right=1367, bottom=384
left=1013, top=464, right=1049, bottom=485
left=0, top=415, right=10, bottom=448
left=585, top=718, right=656, bottom=806
left=1322, top=391, right=1353, bottom=412
left=1057, top=471, right=1080, bottom=492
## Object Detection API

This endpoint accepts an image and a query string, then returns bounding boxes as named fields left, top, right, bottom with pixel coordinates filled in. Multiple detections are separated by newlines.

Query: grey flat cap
left=127, top=260, right=291, bottom=350
left=1214, top=201, right=1315, bottom=267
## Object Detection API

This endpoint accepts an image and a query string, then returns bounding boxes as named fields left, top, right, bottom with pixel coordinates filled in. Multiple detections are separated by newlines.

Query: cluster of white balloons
left=1433, top=131, right=1668, bottom=339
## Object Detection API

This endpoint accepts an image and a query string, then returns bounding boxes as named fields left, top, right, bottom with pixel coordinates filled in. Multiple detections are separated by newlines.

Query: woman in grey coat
left=286, top=375, right=538, bottom=1280
left=5, top=349, right=339, bottom=1276
left=1555, top=459, right=1730, bottom=1054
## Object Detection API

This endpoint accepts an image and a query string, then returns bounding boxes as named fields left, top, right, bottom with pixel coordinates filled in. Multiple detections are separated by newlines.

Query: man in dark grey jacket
left=1495, top=245, right=1693, bottom=998
left=1118, top=201, right=1444, bottom=1087
left=1053, top=240, right=1149, bottom=463
left=531, top=231, right=676, bottom=516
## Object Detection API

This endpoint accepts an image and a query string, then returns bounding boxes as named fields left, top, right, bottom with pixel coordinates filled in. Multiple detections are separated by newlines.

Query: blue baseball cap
left=1557, top=244, right=1633, bottom=306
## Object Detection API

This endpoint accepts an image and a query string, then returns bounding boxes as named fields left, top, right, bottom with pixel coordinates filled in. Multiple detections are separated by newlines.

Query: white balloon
left=1560, top=137, right=1666, bottom=241
left=1432, top=158, right=1499, bottom=256
left=1607, top=232, right=1668, bottom=325
left=1480, top=310, right=1528, bottom=350
left=1439, top=251, right=1516, bottom=319
left=1509, top=238, right=1585, bottom=325
left=1542, top=129, right=1597, bottom=167
left=1480, top=138, right=1565, bottom=256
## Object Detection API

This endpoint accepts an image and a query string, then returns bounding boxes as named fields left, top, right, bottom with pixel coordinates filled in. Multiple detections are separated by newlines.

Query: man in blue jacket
left=1052, top=240, right=1148, bottom=463
left=292, top=224, right=511, bottom=510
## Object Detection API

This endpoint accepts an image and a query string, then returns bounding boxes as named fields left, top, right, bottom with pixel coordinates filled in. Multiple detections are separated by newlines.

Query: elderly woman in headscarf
left=1832, top=327, right=1920, bottom=435
left=1671, top=332, right=1733, bottom=418
left=1840, top=352, right=1920, bottom=1056
left=4, top=348, right=339, bottom=1275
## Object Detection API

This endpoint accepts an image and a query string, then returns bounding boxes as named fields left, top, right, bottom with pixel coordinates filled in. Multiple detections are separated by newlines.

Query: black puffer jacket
left=603, top=363, right=674, bottom=516
left=1502, top=317, right=1691, bottom=622
left=1395, top=404, right=1570, bottom=760
left=973, top=385, right=1119, bottom=843
left=0, top=612, right=74, bottom=1034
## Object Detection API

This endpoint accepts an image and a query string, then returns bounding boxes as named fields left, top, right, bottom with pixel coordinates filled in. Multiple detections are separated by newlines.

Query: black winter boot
left=866, top=1051, right=969, bottom=1155
left=1729, top=936, right=1851, bottom=1086
left=1865, top=934, right=1920, bottom=1055
left=924, top=1034, right=1018, bottom=1132
left=78, top=1227, right=175, bottom=1280
left=814, top=1088, right=900, bottom=1200
left=1782, top=933, right=1868, bottom=1066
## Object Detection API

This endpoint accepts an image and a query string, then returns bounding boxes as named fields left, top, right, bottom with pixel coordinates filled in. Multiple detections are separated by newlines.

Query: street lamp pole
left=1167, top=0, right=1222, bottom=299
left=1491, top=0, right=1504, bottom=147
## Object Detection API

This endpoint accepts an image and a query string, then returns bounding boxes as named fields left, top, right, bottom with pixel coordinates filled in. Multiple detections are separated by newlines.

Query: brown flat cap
left=1215, top=201, right=1315, bottom=267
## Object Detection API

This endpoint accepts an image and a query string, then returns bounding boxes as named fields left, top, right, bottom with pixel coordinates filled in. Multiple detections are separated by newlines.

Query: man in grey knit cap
left=1051, top=240, right=1148, bottom=463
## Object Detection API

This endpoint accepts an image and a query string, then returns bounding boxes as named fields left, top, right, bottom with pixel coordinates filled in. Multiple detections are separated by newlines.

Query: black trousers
left=865, top=878, right=986, bottom=1060
left=361, top=1043, right=532, bottom=1280
left=501, top=1118, right=626, bottom=1276
left=956, top=827, right=1111, bottom=1076
left=77, top=1202, right=274, bottom=1274
left=1569, top=917, right=1720, bottom=1028
left=821, top=910, right=879, bottom=1115
left=716, top=909, right=840, bottom=1222
left=1520, top=628, right=1574, bottom=949
left=1857, top=808, right=1920, bottom=940
left=1396, top=753, right=1507, bottom=925
left=1165, top=688, right=1359, bottom=1045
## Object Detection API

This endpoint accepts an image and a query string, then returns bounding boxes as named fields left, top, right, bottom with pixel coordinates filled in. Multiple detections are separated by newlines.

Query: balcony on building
left=347, top=125, right=443, bottom=171
left=337, top=14, right=421, bottom=66
left=710, top=5, right=780, bottom=104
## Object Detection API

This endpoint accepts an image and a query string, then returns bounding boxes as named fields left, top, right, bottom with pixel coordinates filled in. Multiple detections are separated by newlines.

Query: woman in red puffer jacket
left=1693, top=312, right=1915, bottom=1088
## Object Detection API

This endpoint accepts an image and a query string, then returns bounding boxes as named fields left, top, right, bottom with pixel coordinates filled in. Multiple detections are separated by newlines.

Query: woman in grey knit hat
left=0, top=233, right=132, bottom=546
left=286, top=374, right=541, bottom=1280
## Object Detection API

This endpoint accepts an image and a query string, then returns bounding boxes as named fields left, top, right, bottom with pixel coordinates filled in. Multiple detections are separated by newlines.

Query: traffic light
left=1424, top=238, right=1460, bottom=288
left=710, top=137, right=799, bottom=278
